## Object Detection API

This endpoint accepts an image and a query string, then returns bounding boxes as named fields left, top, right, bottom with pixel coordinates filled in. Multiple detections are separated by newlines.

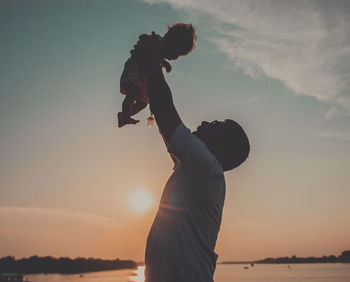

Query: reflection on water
left=128, top=266, right=145, bottom=282
left=27, top=266, right=144, bottom=282
left=27, top=263, right=350, bottom=282
left=214, top=263, right=350, bottom=282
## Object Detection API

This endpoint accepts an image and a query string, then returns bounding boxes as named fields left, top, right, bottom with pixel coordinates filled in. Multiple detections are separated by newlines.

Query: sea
left=26, top=263, right=350, bottom=282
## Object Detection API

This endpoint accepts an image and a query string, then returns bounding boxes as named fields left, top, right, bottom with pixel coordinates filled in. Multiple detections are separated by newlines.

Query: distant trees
left=0, top=256, right=137, bottom=274
left=221, top=250, right=350, bottom=264
left=338, top=251, right=350, bottom=262
left=255, top=250, right=350, bottom=264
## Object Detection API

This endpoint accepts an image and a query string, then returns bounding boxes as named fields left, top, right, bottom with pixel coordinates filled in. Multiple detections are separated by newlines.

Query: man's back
left=145, top=123, right=226, bottom=282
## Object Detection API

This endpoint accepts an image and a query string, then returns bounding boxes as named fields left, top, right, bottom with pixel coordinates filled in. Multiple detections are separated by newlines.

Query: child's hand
left=160, top=60, right=172, bottom=73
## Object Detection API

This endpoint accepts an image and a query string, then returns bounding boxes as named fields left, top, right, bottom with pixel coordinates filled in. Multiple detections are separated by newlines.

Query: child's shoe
left=117, top=112, right=139, bottom=127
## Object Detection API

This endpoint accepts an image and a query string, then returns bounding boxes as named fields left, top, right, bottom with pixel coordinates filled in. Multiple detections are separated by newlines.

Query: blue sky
left=1, top=0, right=349, bottom=261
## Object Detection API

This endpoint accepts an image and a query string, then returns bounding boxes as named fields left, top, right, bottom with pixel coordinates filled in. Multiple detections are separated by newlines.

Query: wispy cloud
left=142, top=0, right=350, bottom=113
left=325, top=107, right=340, bottom=120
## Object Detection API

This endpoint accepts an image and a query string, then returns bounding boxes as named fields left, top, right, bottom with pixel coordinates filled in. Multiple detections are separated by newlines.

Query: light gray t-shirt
left=145, top=123, right=226, bottom=282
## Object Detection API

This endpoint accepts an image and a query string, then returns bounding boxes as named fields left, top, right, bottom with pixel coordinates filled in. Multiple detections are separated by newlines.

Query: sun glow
left=129, top=266, right=145, bottom=282
left=128, top=189, right=154, bottom=213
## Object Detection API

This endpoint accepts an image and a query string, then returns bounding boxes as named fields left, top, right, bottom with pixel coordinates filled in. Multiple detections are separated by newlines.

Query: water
left=26, top=263, right=350, bottom=282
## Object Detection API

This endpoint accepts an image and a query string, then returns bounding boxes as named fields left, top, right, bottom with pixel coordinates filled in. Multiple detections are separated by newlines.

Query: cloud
left=142, top=0, right=350, bottom=112
left=324, top=107, right=340, bottom=120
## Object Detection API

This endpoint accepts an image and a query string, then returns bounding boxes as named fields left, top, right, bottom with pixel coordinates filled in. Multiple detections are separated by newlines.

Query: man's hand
left=146, top=63, right=182, bottom=144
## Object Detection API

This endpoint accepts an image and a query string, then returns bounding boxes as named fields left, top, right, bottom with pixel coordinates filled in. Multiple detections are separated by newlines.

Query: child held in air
left=118, top=23, right=196, bottom=127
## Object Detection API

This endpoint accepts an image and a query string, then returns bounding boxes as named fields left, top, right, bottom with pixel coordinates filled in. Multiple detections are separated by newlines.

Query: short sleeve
left=168, top=123, right=223, bottom=177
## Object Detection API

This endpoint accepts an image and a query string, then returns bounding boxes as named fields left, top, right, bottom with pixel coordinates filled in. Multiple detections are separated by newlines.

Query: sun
left=128, top=189, right=154, bottom=213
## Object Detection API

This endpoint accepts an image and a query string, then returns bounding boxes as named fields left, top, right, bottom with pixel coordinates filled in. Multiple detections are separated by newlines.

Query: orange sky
left=1, top=0, right=350, bottom=262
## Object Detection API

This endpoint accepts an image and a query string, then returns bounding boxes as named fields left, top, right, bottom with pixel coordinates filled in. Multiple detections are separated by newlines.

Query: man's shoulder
left=169, top=123, right=224, bottom=176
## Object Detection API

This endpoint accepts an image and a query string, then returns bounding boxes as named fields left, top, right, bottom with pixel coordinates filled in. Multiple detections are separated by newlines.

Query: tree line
left=222, top=250, right=350, bottom=264
left=0, top=256, right=137, bottom=274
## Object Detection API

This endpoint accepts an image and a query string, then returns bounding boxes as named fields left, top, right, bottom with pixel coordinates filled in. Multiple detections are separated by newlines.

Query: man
left=144, top=60, right=250, bottom=282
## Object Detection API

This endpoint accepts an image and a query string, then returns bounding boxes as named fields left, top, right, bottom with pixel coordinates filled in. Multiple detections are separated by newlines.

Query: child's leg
left=122, top=83, right=147, bottom=117
left=122, top=91, right=137, bottom=116
left=118, top=85, right=140, bottom=127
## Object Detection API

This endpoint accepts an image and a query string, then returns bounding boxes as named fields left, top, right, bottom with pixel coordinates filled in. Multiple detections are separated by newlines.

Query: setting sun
left=128, top=189, right=154, bottom=213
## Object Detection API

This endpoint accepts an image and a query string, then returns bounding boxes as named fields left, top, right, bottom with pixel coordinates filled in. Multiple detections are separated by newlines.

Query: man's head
left=162, top=23, right=196, bottom=60
left=193, top=119, right=250, bottom=171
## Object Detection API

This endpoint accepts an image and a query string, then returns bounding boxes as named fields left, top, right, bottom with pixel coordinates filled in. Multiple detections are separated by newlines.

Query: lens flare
left=128, top=189, right=154, bottom=213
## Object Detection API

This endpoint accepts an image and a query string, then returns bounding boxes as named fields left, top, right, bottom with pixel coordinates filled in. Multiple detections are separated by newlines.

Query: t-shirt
left=145, top=123, right=226, bottom=282
left=130, top=32, right=163, bottom=73
left=120, top=32, right=167, bottom=103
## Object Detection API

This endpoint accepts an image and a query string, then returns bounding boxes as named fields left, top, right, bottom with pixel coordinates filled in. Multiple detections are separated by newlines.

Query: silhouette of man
left=144, top=63, right=250, bottom=282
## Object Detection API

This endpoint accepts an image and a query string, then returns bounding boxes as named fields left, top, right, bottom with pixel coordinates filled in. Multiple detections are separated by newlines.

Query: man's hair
left=196, top=119, right=250, bottom=171
left=163, top=23, right=196, bottom=55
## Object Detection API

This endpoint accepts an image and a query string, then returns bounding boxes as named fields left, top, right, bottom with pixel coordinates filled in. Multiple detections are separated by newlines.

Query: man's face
left=193, top=121, right=222, bottom=146
left=193, top=121, right=210, bottom=138
left=194, top=119, right=249, bottom=171
left=194, top=120, right=231, bottom=154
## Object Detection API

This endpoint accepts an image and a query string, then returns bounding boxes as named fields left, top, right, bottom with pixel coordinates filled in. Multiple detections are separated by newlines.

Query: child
left=118, top=23, right=196, bottom=127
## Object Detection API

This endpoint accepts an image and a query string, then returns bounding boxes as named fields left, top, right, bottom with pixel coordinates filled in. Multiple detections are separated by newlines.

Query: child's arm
left=160, top=59, right=172, bottom=73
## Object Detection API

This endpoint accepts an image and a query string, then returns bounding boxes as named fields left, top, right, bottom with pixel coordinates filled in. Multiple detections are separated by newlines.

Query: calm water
left=26, top=263, right=350, bottom=282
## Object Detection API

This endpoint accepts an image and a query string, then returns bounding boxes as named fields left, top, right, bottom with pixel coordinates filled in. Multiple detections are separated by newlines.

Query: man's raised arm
left=146, top=63, right=182, bottom=144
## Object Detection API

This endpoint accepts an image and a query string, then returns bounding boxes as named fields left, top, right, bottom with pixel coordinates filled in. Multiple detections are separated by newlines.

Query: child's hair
left=163, top=23, right=197, bottom=56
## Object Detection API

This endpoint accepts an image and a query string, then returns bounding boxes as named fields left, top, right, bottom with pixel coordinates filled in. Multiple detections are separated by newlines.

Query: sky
left=1, top=0, right=350, bottom=262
